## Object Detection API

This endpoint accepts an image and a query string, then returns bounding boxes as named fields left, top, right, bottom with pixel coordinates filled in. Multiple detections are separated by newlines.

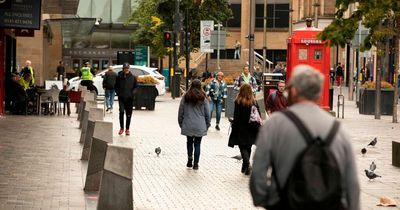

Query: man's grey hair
left=289, top=65, right=324, bottom=101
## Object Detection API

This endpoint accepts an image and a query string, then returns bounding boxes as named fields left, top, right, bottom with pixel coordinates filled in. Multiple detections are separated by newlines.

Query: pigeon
left=368, top=137, right=377, bottom=147
left=155, top=147, right=161, bottom=157
left=364, top=169, right=381, bottom=180
left=361, top=148, right=367, bottom=155
left=370, top=161, right=376, bottom=171
left=231, top=155, right=242, bottom=161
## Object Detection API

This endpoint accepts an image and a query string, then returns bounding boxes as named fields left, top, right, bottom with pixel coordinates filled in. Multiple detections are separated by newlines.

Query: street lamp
left=215, top=22, right=223, bottom=71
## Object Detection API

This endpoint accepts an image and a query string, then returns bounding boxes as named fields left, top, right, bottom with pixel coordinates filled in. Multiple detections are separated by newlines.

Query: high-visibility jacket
left=21, top=66, right=35, bottom=86
left=19, top=77, right=30, bottom=90
left=81, top=67, right=93, bottom=80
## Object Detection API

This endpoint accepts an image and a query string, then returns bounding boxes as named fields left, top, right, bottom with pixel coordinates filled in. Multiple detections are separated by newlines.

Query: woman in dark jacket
left=178, top=79, right=210, bottom=170
left=228, top=83, right=260, bottom=175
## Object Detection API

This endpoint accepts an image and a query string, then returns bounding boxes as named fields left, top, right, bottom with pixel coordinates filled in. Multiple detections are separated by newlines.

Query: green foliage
left=128, top=0, right=232, bottom=57
left=319, top=0, right=400, bottom=52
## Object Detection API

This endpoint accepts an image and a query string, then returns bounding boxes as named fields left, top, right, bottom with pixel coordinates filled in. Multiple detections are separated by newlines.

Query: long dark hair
left=235, top=83, right=255, bottom=107
left=184, top=79, right=206, bottom=105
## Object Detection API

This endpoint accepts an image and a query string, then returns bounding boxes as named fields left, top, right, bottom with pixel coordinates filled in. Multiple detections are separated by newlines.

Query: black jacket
left=115, top=71, right=137, bottom=99
left=102, top=70, right=117, bottom=90
left=228, top=102, right=259, bottom=147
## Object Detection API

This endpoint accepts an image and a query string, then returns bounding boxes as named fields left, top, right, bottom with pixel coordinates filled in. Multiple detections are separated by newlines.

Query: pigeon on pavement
left=361, top=148, right=367, bottom=155
left=370, top=161, right=376, bottom=171
left=155, top=147, right=161, bottom=157
left=368, top=137, right=377, bottom=147
left=364, top=169, right=381, bottom=180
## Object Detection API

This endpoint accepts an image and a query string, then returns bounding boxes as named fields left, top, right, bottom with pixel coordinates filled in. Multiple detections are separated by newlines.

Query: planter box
left=359, top=89, right=393, bottom=115
left=133, top=84, right=157, bottom=110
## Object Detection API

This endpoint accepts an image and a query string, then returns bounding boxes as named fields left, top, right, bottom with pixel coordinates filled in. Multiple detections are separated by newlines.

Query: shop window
left=314, top=49, right=322, bottom=60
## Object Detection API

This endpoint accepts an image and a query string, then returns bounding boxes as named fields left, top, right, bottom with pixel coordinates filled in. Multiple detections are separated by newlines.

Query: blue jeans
left=210, top=99, right=222, bottom=124
left=187, top=136, right=202, bottom=164
left=105, top=89, right=115, bottom=109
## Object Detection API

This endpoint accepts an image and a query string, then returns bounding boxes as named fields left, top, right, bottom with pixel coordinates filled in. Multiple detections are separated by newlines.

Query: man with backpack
left=250, top=65, right=359, bottom=210
left=265, top=80, right=288, bottom=116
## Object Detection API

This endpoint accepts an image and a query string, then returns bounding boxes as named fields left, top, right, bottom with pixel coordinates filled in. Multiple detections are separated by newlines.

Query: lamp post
left=172, top=0, right=181, bottom=99
left=262, top=0, right=267, bottom=73
left=248, top=0, right=255, bottom=72
left=215, top=22, right=222, bottom=71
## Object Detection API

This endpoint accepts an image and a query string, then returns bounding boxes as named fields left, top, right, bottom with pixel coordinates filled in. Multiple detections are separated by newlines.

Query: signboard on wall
left=200, top=20, right=214, bottom=53
left=0, top=0, right=42, bottom=29
left=134, top=46, right=149, bottom=66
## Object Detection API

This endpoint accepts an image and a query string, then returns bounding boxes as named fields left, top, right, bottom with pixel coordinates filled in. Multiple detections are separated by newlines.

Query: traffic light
left=163, top=31, right=172, bottom=47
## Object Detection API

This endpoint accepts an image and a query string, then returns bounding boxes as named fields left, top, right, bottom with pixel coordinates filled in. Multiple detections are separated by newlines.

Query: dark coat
left=115, top=71, right=137, bottom=99
left=228, top=102, right=260, bottom=147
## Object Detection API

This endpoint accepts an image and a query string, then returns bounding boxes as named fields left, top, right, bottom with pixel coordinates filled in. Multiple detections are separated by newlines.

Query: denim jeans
left=187, top=136, right=202, bottom=164
left=105, top=89, right=115, bottom=109
left=210, top=99, right=222, bottom=124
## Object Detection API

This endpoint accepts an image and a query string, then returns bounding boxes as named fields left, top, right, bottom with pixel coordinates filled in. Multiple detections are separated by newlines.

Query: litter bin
left=162, top=68, right=170, bottom=88
left=262, top=73, right=283, bottom=107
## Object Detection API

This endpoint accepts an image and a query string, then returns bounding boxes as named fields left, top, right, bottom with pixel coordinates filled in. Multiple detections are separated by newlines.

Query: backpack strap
left=282, top=110, right=314, bottom=145
left=325, top=120, right=340, bottom=146
left=283, top=110, right=340, bottom=146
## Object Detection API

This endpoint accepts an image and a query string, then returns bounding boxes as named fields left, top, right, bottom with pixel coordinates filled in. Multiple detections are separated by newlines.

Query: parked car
left=68, top=65, right=166, bottom=96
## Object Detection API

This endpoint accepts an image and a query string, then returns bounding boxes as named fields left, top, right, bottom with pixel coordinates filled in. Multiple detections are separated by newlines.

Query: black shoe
left=241, top=164, right=247, bottom=173
left=245, top=166, right=252, bottom=175
left=193, top=163, right=199, bottom=170
left=215, top=125, right=220, bottom=131
left=186, top=158, right=193, bottom=168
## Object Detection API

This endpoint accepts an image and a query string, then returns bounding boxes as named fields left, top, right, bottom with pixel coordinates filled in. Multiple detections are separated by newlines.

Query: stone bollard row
left=97, top=145, right=133, bottom=210
left=79, top=101, right=98, bottom=143
left=81, top=108, right=104, bottom=160
left=84, top=121, right=113, bottom=191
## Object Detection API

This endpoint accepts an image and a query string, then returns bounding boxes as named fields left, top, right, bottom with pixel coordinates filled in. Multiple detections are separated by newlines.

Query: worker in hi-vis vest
left=20, top=60, right=35, bottom=87
left=79, top=62, right=96, bottom=92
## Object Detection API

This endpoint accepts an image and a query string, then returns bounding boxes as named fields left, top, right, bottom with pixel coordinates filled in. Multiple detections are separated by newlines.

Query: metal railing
left=254, top=51, right=273, bottom=72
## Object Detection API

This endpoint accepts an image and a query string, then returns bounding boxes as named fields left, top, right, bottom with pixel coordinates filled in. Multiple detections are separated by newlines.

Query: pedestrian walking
left=205, top=71, right=227, bottom=131
left=250, top=65, right=359, bottom=210
left=79, top=62, right=96, bottom=92
left=265, top=80, right=288, bottom=116
left=228, top=84, right=261, bottom=175
left=234, top=40, right=241, bottom=59
left=57, top=61, right=65, bottom=81
left=178, top=79, right=211, bottom=170
left=102, top=65, right=117, bottom=113
left=115, top=62, right=137, bottom=136
left=335, top=63, right=344, bottom=87
left=233, top=66, right=258, bottom=94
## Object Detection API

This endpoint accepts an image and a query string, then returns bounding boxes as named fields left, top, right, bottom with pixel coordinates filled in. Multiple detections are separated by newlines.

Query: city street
left=1, top=87, right=400, bottom=209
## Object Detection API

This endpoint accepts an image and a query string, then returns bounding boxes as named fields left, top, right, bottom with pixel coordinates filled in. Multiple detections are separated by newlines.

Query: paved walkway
left=0, top=87, right=400, bottom=209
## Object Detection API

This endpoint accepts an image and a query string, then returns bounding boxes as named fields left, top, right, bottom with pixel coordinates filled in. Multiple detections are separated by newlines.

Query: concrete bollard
left=84, top=121, right=113, bottom=191
left=79, top=101, right=98, bottom=143
left=97, top=145, right=133, bottom=210
left=77, top=90, right=89, bottom=120
left=81, top=108, right=104, bottom=160
left=76, top=86, right=88, bottom=114
left=78, top=91, right=95, bottom=122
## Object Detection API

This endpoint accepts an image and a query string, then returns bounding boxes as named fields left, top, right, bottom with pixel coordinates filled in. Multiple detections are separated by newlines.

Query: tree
left=319, top=0, right=400, bottom=122
left=129, top=0, right=232, bottom=56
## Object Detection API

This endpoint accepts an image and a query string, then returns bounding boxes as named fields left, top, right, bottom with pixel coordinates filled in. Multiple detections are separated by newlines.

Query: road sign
left=210, top=31, right=226, bottom=50
left=200, top=20, right=214, bottom=53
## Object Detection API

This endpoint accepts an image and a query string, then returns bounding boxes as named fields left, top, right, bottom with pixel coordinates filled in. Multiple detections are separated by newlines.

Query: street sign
left=351, top=24, right=369, bottom=49
left=0, top=0, right=42, bottom=29
left=134, top=46, right=149, bottom=66
left=200, top=20, right=214, bottom=53
left=210, top=30, right=226, bottom=50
